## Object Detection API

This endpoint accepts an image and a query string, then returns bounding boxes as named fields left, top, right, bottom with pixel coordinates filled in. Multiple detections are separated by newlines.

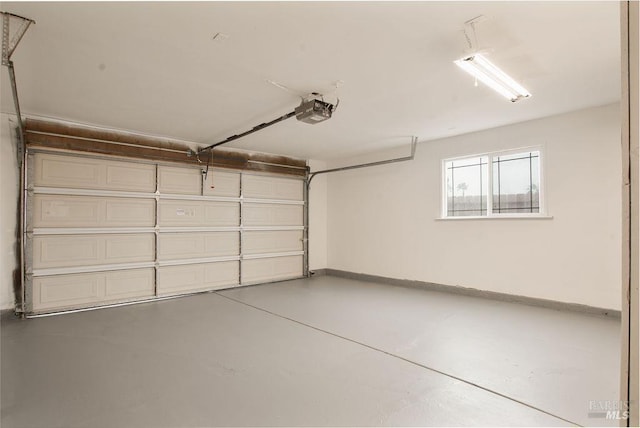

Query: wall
left=327, top=103, right=622, bottom=310
left=622, top=0, right=639, bottom=422
left=632, top=1, right=639, bottom=420
left=308, top=159, right=328, bottom=271
left=1, top=113, right=20, bottom=310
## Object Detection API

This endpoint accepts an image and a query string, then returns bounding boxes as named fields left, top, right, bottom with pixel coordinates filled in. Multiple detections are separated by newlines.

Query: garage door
left=25, top=151, right=305, bottom=314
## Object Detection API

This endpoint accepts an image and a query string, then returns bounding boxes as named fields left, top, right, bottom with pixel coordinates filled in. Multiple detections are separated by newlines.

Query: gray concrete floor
left=1, top=275, right=620, bottom=427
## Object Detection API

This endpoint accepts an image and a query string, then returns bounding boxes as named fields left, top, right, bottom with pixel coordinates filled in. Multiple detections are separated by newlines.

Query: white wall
left=1, top=113, right=20, bottom=310
left=308, top=159, right=328, bottom=271
left=327, top=104, right=622, bottom=310
left=633, top=2, right=640, bottom=420
left=623, top=1, right=639, bottom=422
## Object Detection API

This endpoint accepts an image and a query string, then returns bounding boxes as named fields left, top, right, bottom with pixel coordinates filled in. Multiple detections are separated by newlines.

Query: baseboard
left=324, top=269, right=621, bottom=319
left=309, top=268, right=328, bottom=276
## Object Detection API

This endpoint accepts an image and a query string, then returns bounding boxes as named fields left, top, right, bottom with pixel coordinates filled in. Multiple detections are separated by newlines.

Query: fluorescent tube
left=454, top=54, right=531, bottom=102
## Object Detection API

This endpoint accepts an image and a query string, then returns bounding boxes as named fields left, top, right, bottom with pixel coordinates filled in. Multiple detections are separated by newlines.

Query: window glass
left=445, top=156, right=488, bottom=217
left=443, top=150, right=542, bottom=217
left=492, top=151, right=540, bottom=214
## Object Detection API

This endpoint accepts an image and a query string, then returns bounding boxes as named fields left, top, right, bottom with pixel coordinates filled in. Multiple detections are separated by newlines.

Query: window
left=443, top=149, right=542, bottom=218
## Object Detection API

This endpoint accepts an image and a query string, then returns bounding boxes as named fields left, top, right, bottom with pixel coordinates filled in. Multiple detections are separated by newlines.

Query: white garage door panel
left=105, top=269, right=155, bottom=299
left=32, top=268, right=154, bottom=311
left=158, top=232, right=239, bottom=260
left=158, top=200, right=239, bottom=227
left=243, top=204, right=303, bottom=226
left=33, top=274, right=100, bottom=309
left=243, top=230, right=303, bottom=255
left=33, top=234, right=155, bottom=269
left=106, top=200, right=157, bottom=226
left=157, top=261, right=238, bottom=296
left=204, top=170, right=240, bottom=197
left=204, top=203, right=240, bottom=225
left=105, top=164, right=156, bottom=192
left=33, top=195, right=155, bottom=228
left=242, top=174, right=303, bottom=200
left=26, top=152, right=306, bottom=314
left=242, top=255, right=303, bottom=284
left=159, top=166, right=201, bottom=195
left=33, top=153, right=156, bottom=192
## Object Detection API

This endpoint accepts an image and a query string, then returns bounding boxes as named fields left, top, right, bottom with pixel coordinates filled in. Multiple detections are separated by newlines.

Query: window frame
left=441, top=146, right=547, bottom=219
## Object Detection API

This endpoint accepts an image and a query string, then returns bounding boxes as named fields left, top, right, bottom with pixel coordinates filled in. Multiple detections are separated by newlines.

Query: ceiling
left=0, top=1, right=621, bottom=161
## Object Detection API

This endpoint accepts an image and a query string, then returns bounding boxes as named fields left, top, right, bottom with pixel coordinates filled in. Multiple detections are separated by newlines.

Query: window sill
left=436, top=215, right=554, bottom=221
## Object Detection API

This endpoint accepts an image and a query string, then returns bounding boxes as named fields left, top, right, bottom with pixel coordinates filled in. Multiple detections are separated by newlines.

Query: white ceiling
left=0, top=1, right=621, bottom=161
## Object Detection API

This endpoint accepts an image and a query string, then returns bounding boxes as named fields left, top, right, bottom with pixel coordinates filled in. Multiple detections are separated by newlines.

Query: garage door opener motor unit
left=294, top=98, right=334, bottom=124
left=196, top=96, right=336, bottom=156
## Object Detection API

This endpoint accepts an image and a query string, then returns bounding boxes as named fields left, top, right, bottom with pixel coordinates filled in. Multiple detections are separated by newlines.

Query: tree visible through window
left=444, top=150, right=542, bottom=217
left=445, top=156, right=488, bottom=217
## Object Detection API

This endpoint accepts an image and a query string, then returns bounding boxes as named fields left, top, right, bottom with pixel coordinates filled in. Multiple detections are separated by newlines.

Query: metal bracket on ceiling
left=1, top=11, right=35, bottom=163
left=307, top=136, right=418, bottom=185
left=2, top=12, right=35, bottom=66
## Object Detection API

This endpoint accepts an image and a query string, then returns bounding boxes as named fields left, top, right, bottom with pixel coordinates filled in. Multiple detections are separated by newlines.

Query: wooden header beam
left=24, top=119, right=308, bottom=177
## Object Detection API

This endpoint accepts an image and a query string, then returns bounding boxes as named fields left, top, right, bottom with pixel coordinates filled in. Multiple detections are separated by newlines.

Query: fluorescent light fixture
left=454, top=54, right=531, bottom=102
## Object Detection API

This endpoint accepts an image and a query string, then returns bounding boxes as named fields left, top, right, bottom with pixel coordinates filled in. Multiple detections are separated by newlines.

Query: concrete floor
left=1, top=275, right=620, bottom=427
